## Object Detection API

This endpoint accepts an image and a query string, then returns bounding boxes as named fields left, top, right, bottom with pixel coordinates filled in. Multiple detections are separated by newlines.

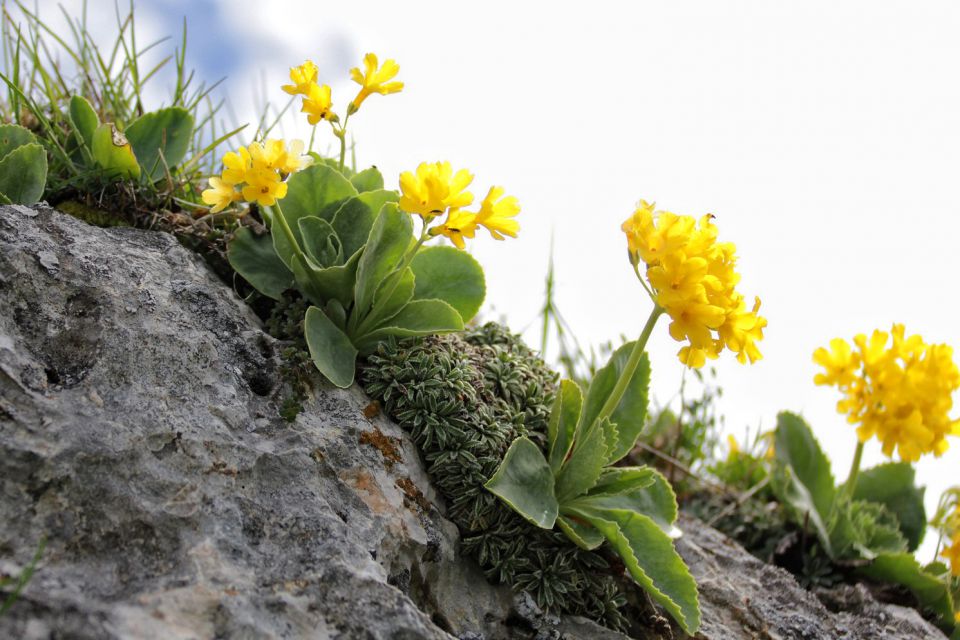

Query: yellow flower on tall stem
left=349, top=53, right=403, bottom=113
left=301, top=83, right=336, bottom=125
left=282, top=61, right=319, bottom=96
left=475, top=186, right=521, bottom=240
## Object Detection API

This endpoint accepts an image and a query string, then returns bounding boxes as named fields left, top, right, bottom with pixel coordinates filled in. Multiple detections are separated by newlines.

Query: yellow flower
left=475, top=186, right=520, bottom=240
left=726, top=434, right=741, bottom=457
left=248, top=139, right=311, bottom=175
left=221, top=147, right=252, bottom=185
left=241, top=168, right=288, bottom=207
left=813, top=338, right=861, bottom=387
left=398, top=161, right=474, bottom=219
left=282, top=61, right=319, bottom=96
left=301, top=83, right=336, bottom=125
left=623, top=202, right=765, bottom=367
left=349, top=53, right=403, bottom=112
left=429, top=208, right=478, bottom=250
left=814, top=325, right=960, bottom=462
left=941, top=533, right=960, bottom=577
left=201, top=176, right=241, bottom=213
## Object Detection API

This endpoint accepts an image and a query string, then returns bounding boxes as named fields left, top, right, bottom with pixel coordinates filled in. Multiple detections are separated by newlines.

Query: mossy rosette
left=361, top=323, right=631, bottom=629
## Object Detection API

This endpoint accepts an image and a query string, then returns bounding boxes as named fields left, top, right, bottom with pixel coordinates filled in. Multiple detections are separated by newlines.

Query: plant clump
left=360, top=323, right=632, bottom=629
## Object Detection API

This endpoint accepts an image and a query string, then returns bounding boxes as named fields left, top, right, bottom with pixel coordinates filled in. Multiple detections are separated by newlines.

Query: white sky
left=26, top=0, right=960, bottom=558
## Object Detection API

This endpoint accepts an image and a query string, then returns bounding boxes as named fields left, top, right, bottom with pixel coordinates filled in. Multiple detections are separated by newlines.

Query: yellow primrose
left=282, top=60, right=319, bottom=96
left=349, top=53, right=403, bottom=112
left=241, top=169, right=289, bottom=207
left=301, top=83, right=336, bottom=125
left=248, top=139, right=311, bottom=175
left=719, top=297, right=767, bottom=365
left=475, top=186, right=520, bottom=240
left=813, top=338, right=861, bottom=387
left=221, top=147, right=252, bottom=185
left=941, top=533, right=960, bottom=577
left=399, top=161, right=474, bottom=219
left=201, top=176, right=241, bottom=213
left=429, top=208, right=479, bottom=250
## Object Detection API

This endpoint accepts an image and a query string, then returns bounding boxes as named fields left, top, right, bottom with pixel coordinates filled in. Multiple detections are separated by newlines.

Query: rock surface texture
left=0, top=205, right=946, bottom=640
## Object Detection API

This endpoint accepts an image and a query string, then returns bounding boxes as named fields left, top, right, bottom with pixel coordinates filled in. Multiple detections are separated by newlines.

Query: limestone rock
left=0, top=205, right=945, bottom=640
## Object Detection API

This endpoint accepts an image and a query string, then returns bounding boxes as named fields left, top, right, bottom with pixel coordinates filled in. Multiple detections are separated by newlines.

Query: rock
left=0, top=205, right=945, bottom=640
left=677, top=514, right=946, bottom=639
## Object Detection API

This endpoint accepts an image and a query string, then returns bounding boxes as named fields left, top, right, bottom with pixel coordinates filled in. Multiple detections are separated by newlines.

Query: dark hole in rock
left=245, top=370, right=276, bottom=397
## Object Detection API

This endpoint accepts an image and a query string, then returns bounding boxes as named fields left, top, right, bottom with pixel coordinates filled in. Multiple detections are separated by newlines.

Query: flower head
left=242, top=168, right=288, bottom=207
left=301, top=83, right=336, bottom=125
left=475, top=186, right=520, bottom=240
left=814, top=325, right=960, bottom=462
left=399, top=161, right=474, bottom=219
left=282, top=61, right=319, bottom=96
left=622, top=201, right=766, bottom=367
left=201, top=176, right=241, bottom=213
left=941, top=532, right=960, bottom=577
left=349, top=53, right=403, bottom=112
left=429, top=208, right=478, bottom=250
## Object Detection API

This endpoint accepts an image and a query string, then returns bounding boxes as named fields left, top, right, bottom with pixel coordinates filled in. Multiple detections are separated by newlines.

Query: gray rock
left=0, top=205, right=945, bottom=640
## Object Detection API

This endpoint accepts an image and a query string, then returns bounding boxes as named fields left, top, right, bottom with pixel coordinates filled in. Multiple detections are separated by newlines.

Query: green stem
left=270, top=200, right=307, bottom=265
left=353, top=226, right=430, bottom=337
left=337, top=112, right=351, bottom=172
left=595, top=304, right=664, bottom=426
left=308, top=124, right=318, bottom=154
left=841, top=440, right=865, bottom=502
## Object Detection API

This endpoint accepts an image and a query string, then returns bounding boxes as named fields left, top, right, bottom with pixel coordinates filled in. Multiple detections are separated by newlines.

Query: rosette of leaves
left=228, top=163, right=484, bottom=388
left=67, top=95, right=195, bottom=182
left=362, top=325, right=637, bottom=629
left=483, top=342, right=701, bottom=634
left=0, top=124, right=47, bottom=204
left=772, top=412, right=957, bottom=632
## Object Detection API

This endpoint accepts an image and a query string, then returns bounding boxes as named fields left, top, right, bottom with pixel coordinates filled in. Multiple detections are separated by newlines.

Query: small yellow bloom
left=221, top=147, right=252, bottom=185
left=349, top=53, right=403, bottom=112
left=941, top=533, right=960, bottom=577
left=813, top=338, right=861, bottom=387
left=726, top=434, right=741, bottom=456
left=282, top=60, right=319, bottom=96
left=241, top=169, right=289, bottom=207
left=201, top=176, right=241, bottom=213
left=398, top=161, right=474, bottom=219
left=248, top=139, right=311, bottom=175
left=301, top=83, right=336, bottom=125
left=429, top=208, right=479, bottom=250
left=475, top=186, right=520, bottom=240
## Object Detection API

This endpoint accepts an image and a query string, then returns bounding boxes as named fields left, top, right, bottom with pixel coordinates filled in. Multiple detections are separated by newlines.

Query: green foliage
left=484, top=341, right=701, bottom=635
left=853, top=462, right=926, bottom=551
left=229, top=165, right=485, bottom=388
left=0, top=2, right=243, bottom=218
left=860, top=552, right=955, bottom=629
left=0, top=537, right=45, bottom=617
left=361, top=325, right=632, bottom=629
left=0, top=124, right=46, bottom=204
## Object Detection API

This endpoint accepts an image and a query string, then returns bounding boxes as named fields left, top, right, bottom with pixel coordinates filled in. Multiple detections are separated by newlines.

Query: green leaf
left=860, top=552, right=955, bottom=627
left=284, top=162, right=358, bottom=226
left=568, top=506, right=701, bottom=634
left=332, top=190, right=399, bottom=260
left=830, top=499, right=907, bottom=560
left=289, top=251, right=361, bottom=308
left=125, top=107, right=194, bottom=180
left=578, top=343, right=650, bottom=464
left=350, top=166, right=384, bottom=192
left=547, top=379, right=583, bottom=474
left=572, top=468, right=679, bottom=537
left=853, top=462, right=926, bottom=551
left=557, top=515, right=605, bottom=550
left=361, top=267, right=414, bottom=331
left=555, top=417, right=610, bottom=503
left=68, top=95, right=98, bottom=152
left=304, top=305, right=357, bottom=388
left=324, top=299, right=347, bottom=331
left=354, top=298, right=464, bottom=354
left=299, top=216, right=343, bottom=268
left=91, top=123, right=141, bottom=180
left=484, top=436, right=558, bottom=529
left=0, top=123, right=38, bottom=160
left=227, top=227, right=293, bottom=300
left=410, top=245, right=486, bottom=323
left=0, top=143, right=47, bottom=205
left=0, top=192, right=11, bottom=205
left=772, top=412, right=836, bottom=556
left=353, top=203, right=413, bottom=322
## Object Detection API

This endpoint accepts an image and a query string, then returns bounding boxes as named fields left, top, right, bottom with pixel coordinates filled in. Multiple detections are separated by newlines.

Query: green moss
left=360, top=323, right=629, bottom=629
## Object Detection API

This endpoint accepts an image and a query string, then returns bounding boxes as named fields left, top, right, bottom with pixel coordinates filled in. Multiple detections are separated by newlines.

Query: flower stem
left=594, top=304, right=664, bottom=426
left=271, top=201, right=307, bottom=266
left=841, top=440, right=865, bottom=502
left=308, top=124, right=318, bottom=154
left=337, top=112, right=352, bottom=172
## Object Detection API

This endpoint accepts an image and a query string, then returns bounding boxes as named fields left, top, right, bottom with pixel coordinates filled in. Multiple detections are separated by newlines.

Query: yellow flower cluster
left=282, top=53, right=402, bottom=124
left=201, top=139, right=311, bottom=212
left=398, top=161, right=520, bottom=249
left=813, top=325, right=960, bottom=462
left=621, top=200, right=766, bottom=368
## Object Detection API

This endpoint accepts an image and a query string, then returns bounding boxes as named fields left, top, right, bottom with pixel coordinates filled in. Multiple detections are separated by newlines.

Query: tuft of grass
left=0, top=537, right=45, bottom=617
left=0, top=0, right=244, bottom=225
